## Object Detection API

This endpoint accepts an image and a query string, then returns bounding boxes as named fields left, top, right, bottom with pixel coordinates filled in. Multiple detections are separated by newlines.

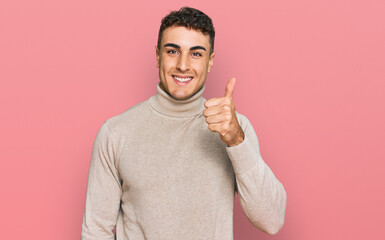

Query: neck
left=149, top=82, right=206, bottom=117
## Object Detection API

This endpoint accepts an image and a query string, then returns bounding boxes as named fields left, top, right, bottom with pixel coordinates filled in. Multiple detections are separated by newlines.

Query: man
left=81, top=7, right=286, bottom=239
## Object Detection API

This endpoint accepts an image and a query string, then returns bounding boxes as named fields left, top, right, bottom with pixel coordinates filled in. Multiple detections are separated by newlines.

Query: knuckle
left=219, top=129, right=227, bottom=136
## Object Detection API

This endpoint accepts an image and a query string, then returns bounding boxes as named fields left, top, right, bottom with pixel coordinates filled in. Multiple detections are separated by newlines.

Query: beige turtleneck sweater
left=81, top=83, right=287, bottom=239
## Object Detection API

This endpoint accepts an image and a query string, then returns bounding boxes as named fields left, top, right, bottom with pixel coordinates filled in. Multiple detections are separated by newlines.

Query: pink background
left=1, top=0, right=384, bottom=239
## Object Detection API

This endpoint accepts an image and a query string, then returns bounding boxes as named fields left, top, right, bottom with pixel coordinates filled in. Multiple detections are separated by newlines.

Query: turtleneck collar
left=149, top=82, right=206, bottom=117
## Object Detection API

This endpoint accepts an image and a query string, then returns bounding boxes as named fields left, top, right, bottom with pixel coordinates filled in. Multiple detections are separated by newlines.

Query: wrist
left=227, top=130, right=245, bottom=147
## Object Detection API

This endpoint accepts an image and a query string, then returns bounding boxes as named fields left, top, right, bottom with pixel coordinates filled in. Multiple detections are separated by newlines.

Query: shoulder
left=103, top=98, right=151, bottom=133
left=235, top=111, right=253, bottom=131
left=234, top=111, right=261, bottom=153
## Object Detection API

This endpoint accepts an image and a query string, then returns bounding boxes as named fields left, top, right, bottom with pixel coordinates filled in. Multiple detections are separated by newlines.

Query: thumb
left=224, top=77, right=236, bottom=98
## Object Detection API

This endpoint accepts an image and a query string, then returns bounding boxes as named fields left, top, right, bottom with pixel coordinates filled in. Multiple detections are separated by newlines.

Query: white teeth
left=174, top=76, right=192, bottom=82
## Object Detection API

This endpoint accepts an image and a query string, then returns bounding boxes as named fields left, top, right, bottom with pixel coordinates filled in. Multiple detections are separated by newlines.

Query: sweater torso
left=107, top=84, right=236, bottom=239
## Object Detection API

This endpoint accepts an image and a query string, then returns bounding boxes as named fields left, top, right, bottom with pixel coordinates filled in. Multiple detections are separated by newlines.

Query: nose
left=176, top=53, right=190, bottom=72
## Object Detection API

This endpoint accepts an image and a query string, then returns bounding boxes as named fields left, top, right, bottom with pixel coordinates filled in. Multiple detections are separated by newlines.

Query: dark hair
left=157, top=7, right=215, bottom=54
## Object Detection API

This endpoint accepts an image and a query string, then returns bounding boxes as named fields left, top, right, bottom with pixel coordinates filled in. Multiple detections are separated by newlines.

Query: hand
left=203, top=77, right=245, bottom=147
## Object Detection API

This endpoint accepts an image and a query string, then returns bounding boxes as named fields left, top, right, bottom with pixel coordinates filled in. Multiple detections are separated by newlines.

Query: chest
left=116, top=116, right=235, bottom=196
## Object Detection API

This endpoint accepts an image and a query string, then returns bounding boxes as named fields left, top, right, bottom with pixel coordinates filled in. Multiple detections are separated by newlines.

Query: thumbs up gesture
left=203, top=77, right=245, bottom=147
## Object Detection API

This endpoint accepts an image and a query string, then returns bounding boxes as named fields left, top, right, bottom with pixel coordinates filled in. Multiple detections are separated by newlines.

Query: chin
left=162, top=80, right=200, bottom=100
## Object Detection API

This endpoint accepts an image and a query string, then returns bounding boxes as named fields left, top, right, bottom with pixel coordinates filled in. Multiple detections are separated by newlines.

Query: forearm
left=226, top=113, right=287, bottom=234
left=81, top=121, right=122, bottom=239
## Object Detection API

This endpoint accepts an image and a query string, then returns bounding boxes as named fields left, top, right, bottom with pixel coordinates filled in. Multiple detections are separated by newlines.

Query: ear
left=207, top=51, right=215, bottom=73
left=155, top=45, right=160, bottom=68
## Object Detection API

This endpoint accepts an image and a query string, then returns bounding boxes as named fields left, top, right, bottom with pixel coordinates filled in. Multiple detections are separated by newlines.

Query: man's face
left=156, top=26, right=215, bottom=100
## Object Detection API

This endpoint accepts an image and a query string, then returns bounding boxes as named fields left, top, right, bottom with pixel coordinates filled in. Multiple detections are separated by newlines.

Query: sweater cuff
left=226, top=134, right=262, bottom=175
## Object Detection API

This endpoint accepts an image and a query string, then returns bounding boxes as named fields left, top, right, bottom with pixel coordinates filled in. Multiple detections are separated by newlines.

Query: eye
left=167, top=49, right=179, bottom=55
left=192, top=52, right=202, bottom=57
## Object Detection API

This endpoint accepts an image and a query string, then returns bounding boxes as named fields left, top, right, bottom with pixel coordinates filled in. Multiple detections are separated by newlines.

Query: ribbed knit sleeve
left=226, top=114, right=287, bottom=235
left=81, top=121, right=122, bottom=240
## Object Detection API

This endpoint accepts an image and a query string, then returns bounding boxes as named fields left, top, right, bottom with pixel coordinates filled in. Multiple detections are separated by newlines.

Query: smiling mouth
left=172, top=75, right=193, bottom=85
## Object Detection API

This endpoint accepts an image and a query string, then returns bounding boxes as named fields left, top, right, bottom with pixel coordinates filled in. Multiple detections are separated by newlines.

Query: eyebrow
left=164, top=43, right=206, bottom=51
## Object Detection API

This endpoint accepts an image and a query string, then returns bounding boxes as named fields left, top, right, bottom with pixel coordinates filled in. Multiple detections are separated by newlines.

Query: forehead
left=161, top=26, right=210, bottom=49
